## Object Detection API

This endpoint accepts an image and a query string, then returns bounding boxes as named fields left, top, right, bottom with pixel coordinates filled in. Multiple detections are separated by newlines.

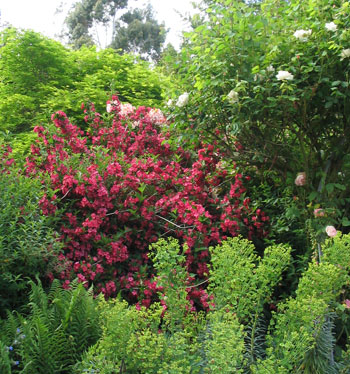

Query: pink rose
left=313, top=208, right=325, bottom=217
left=344, top=299, right=350, bottom=309
left=325, top=225, right=337, bottom=237
left=295, top=172, right=306, bottom=186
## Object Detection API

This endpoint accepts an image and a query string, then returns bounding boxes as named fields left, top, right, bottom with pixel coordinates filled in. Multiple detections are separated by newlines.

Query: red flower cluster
left=25, top=96, right=269, bottom=309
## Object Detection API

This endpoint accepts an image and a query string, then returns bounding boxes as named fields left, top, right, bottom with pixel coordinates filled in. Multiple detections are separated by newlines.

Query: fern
left=0, top=340, right=12, bottom=374
left=2, top=278, right=101, bottom=374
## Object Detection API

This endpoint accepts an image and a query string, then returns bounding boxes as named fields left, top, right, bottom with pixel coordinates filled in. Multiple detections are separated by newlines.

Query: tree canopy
left=65, top=0, right=167, bottom=60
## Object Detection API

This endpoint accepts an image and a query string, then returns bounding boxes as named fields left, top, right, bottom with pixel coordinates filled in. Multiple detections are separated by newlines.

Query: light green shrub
left=208, top=236, right=292, bottom=322
left=258, top=233, right=350, bottom=373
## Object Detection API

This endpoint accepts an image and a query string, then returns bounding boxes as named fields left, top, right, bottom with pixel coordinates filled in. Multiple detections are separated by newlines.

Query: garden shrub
left=168, top=0, right=350, bottom=245
left=255, top=233, right=350, bottom=373
left=74, top=234, right=350, bottom=373
left=74, top=236, right=292, bottom=373
left=25, top=96, right=269, bottom=308
left=0, top=143, right=61, bottom=316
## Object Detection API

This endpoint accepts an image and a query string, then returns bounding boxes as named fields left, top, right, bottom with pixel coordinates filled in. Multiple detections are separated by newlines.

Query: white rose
left=266, top=65, right=275, bottom=72
left=167, top=99, right=173, bottom=106
left=293, top=29, right=312, bottom=40
left=276, top=70, right=294, bottom=81
left=227, top=90, right=239, bottom=104
left=340, top=48, right=350, bottom=60
left=325, top=22, right=337, bottom=31
left=176, top=93, right=189, bottom=107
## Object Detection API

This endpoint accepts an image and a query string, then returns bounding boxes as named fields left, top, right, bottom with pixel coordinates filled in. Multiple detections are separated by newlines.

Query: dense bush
left=24, top=96, right=269, bottom=309
left=75, top=234, right=350, bottom=373
left=75, top=236, right=290, bottom=373
left=168, top=0, right=350, bottom=242
left=0, top=143, right=61, bottom=317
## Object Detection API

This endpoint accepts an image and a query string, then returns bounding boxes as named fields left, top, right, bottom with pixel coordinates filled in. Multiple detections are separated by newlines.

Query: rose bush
left=25, top=96, right=268, bottom=309
left=165, top=0, right=350, bottom=251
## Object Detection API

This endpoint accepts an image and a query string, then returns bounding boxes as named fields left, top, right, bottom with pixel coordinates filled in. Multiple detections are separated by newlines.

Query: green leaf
left=308, top=191, right=318, bottom=201
left=342, top=217, right=350, bottom=227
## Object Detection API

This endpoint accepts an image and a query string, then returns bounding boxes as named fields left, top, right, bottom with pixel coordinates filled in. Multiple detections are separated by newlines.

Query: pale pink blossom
left=294, top=172, right=306, bottom=186
left=313, top=208, right=325, bottom=217
left=106, top=100, right=119, bottom=113
left=325, top=225, right=337, bottom=237
left=120, top=103, right=135, bottom=117
left=344, top=299, right=350, bottom=309
left=148, top=108, right=166, bottom=125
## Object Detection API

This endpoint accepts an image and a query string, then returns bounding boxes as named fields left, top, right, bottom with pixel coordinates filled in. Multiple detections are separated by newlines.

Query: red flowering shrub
left=25, top=96, right=269, bottom=310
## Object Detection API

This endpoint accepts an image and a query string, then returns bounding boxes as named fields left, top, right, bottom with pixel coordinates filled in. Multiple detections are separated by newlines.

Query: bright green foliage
left=44, top=46, right=164, bottom=128
left=259, top=233, right=350, bottom=373
left=204, top=310, right=245, bottom=373
left=1, top=279, right=101, bottom=374
left=208, top=236, right=292, bottom=321
left=150, top=238, right=191, bottom=332
left=75, top=237, right=292, bottom=373
left=76, top=235, right=350, bottom=372
left=0, top=28, right=71, bottom=133
left=0, top=28, right=166, bottom=138
left=0, top=159, right=61, bottom=316
left=75, top=299, right=201, bottom=373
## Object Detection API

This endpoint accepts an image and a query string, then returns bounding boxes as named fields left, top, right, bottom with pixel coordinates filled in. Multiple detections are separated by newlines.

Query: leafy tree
left=0, top=28, right=166, bottom=142
left=109, top=4, right=167, bottom=61
left=0, top=28, right=72, bottom=132
left=65, top=0, right=128, bottom=49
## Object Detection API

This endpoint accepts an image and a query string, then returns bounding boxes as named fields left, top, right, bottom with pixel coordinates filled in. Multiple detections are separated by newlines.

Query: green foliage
left=65, top=0, right=128, bottom=50
left=0, top=158, right=61, bottom=316
left=258, top=233, right=350, bottom=373
left=0, top=28, right=71, bottom=133
left=110, top=4, right=167, bottom=61
left=75, top=234, right=350, bottom=372
left=208, top=236, right=292, bottom=322
left=76, top=237, right=293, bottom=373
left=0, top=340, right=11, bottom=374
left=150, top=238, right=191, bottom=332
left=0, top=28, right=166, bottom=138
left=75, top=298, right=201, bottom=374
left=1, top=279, right=101, bottom=374
left=204, top=310, right=245, bottom=373
left=170, top=0, right=350, bottom=234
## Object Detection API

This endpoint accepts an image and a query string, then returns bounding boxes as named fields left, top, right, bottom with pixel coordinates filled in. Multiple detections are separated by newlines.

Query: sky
left=0, top=0, right=198, bottom=49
